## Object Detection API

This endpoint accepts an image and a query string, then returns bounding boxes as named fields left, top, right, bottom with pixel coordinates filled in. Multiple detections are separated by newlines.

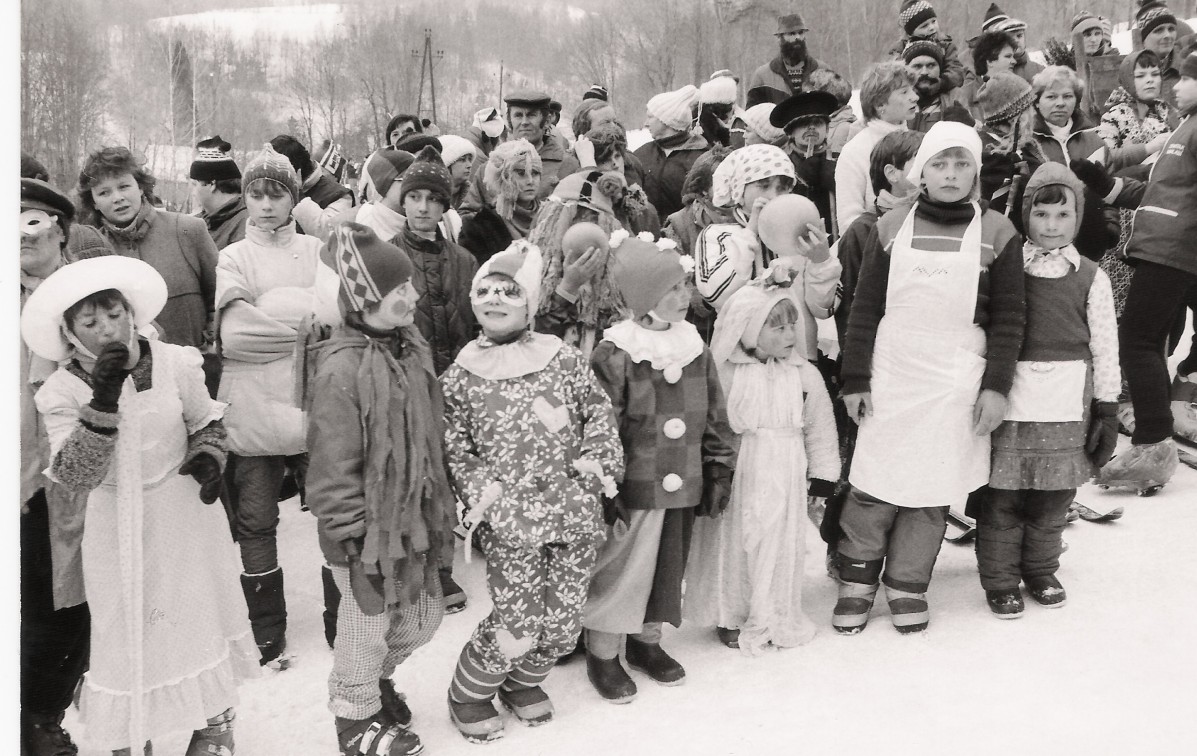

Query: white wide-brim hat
left=21, top=256, right=168, bottom=362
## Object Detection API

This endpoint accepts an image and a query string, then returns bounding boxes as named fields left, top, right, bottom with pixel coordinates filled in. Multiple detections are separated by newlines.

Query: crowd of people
left=18, top=1, right=1197, bottom=755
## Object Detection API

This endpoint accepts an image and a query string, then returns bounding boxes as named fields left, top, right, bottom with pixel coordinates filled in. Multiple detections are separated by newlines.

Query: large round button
left=662, top=474, right=683, bottom=492
left=663, top=418, right=686, bottom=439
left=663, top=365, right=683, bottom=384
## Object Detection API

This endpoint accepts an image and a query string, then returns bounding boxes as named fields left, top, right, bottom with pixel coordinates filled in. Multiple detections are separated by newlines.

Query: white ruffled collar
left=454, top=330, right=564, bottom=381
left=602, top=319, right=705, bottom=383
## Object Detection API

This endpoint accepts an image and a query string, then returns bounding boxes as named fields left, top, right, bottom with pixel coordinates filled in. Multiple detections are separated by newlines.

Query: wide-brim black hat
left=770, top=91, right=839, bottom=131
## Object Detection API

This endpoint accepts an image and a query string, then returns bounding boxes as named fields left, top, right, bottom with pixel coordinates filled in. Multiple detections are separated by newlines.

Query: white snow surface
left=64, top=447, right=1197, bottom=755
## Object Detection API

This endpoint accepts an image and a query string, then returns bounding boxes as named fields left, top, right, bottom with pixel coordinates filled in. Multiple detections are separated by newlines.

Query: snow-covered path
left=66, top=446, right=1197, bottom=755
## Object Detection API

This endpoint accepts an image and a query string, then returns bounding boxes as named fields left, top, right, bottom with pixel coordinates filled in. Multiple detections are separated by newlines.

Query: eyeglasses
left=471, top=282, right=527, bottom=306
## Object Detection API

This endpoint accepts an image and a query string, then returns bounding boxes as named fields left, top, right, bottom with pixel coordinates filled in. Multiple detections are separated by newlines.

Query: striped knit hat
left=982, top=3, right=1010, bottom=33
left=1071, top=11, right=1103, bottom=36
left=1137, top=1, right=1177, bottom=39
left=900, top=0, right=937, bottom=36
left=978, top=73, right=1034, bottom=127
left=323, top=221, right=414, bottom=315
left=242, top=143, right=300, bottom=205
left=190, top=135, right=241, bottom=182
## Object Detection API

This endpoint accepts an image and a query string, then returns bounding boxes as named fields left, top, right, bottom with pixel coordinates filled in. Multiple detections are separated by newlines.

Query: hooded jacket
left=1097, top=50, right=1176, bottom=148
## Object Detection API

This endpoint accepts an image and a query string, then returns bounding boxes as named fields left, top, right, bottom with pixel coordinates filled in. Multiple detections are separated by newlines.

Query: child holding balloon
left=693, top=145, right=841, bottom=364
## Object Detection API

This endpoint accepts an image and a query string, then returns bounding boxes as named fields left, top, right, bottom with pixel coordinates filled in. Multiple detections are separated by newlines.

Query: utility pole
left=498, top=60, right=504, bottom=104
left=411, top=28, right=445, bottom=123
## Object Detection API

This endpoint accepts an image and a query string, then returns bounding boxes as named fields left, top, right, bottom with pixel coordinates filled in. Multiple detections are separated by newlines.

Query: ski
left=944, top=509, right=976, bottom=543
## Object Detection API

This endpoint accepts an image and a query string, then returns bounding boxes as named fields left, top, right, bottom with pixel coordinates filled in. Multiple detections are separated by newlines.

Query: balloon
left=757, top=194, right=823, bottom=257
left=562, top=222, right=609, bottom=265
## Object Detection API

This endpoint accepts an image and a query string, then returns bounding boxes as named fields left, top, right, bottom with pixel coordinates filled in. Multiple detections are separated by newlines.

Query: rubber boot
left=1171, top=376, right=1197, bottom=444
left=1025, top=575, right=1068, bottom=607
left=322, top=564, right=341, bottom=649
left=885, top=584, right=930, bottom=634
left=624, top=637, right=685, bottom=686
left=185, top=708, right=234, bottom=756
left=241, top=568, right=287, bottom=665
left=585, top=652, right=637, bottom=704
left=1097, top=439, right=1180, bottom=493
left=22, top=709, right=79, bottom=756
left=447, top=696, right=504, bottom=744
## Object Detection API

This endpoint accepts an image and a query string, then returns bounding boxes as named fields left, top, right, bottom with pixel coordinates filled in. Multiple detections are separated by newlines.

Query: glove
left=603, top=495, right=630, bottom=528
left=1070, top=159, right=1115, bottom=198
left=343, top=536, right=385, bottom=616
left=1085, top=401, right=1119, bottom=469
left=89, top=342, right=132, bottom=413
left=178, top=452, right=223, bottom=504
left=696, top=467, right=733, bottom=518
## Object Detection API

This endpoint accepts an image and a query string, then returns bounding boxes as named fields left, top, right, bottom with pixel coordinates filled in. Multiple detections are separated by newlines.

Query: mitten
left=603, top=494, right=630, bottom=528
left=696, top=466, right=733, bottom=518
left=1085, top=400, right=1119, bottom=469
left=343, top=537, right=385, bottom=616
left=1070, top=159, right=1115, bottom=198
left=90, top=342, right=132, bottom=413
left=178, top=452, right=223, bottom=504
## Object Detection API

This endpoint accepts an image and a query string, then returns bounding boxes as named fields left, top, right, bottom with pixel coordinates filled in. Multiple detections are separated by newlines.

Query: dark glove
left=603, top=495, right=630, bottom=528
left=696, top=467, right=733, bottom=518
left=1085, top=401, right=1119, bottom=469
left=178, top=452, right=223, bottom=504
left=343, top=536, right=385, bottom=616
left=89, top=342, right=132, bottom=413
left=1070, top=159, right=1115, bottom=198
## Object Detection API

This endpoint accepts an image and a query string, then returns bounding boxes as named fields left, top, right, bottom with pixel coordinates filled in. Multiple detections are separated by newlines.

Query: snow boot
left=22, top=709, right=79, bottom=756
left=336, top=712, right=423, bottom=755
left=716, top=627, right=740, bottom=649
left=439, top=568, right=466, bottom=614
left=1171, top=375, right=1197, bottom=444
left=833, top=581, right=880, bottom=633
left=184, top=707, right=234, bottom=756
left=1096, top=439, right=1180, bottom=496
left=624, top=637, right=685, bottom=686
left=323, top=564, right=341, bottom=649
left=984, top=589, right=1025, bottom=619
left=240, top=568, right=288, bottom=666
left=1025, top=575, right=1068, bottom=608
left=585, top=652, right=637, bottom=704
left=885, top=585, right=930, bottom=634
left=497, top=686, right=554, bottom=726
left=379, top=678, right=412, bottom=729
left=447, top=696, right=504, bottom=744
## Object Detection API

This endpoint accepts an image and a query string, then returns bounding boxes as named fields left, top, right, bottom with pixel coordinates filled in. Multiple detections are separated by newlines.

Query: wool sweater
left=745, top=53, right=827, bottom=106
left=835, top=119, right=907, bottom=233
left=841, top=197, right=1026, bottom=397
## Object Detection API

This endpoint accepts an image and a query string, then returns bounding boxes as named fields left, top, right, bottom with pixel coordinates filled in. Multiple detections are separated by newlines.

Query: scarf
left=101, top=201, right=155, bottom=245
left=356, top=202, right=407, bottom=242
left=503, top=200, right=539, bottom=240
left=654, top=131, right=694, bottom=150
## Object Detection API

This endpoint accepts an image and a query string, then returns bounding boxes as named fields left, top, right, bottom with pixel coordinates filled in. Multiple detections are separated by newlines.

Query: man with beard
left=770, top=90, right=840, bottom=236
left=746, top=13, right=834, bottom=108
left=904, top=40, right=974, bottom=133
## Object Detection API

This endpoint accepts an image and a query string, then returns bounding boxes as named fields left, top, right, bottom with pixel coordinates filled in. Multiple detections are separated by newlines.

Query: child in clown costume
left=440, top=241, right=624, bottom=744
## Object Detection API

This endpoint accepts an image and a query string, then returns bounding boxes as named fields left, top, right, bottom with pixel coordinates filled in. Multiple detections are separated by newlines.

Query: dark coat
left=199, top=195, right=248, bottom=251
left=632, top=132, right=710, bottom=223
left=458, top=204, right=514, bottom=266
left=393, top=227, right=479, bottom=374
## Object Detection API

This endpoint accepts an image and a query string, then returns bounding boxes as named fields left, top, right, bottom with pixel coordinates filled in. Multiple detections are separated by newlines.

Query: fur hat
left=552, top=170, right=625, bottom=217
left=438, top=135, right=477, bottom=168
left=365, top=148, right=415, bottom=199
left=742, top=104, right=786, bottom=144
left=471, top=239, right=543, bottom=322
left=190, top=135, right=241, bottom=182
left=700, top=71, right=739, bottom=105
left=978, top=72, right=1034, bottom=126
left=323, top=221, right=414, bottom=315
left=583, top=84, right=609, bottom=102
left=1137, top=1, right=1177, bottom=39
left=484, top=139, right=543, bottom=218
left=900, top=1, right=937, bottom=36
left=903, top=39, right=945, bottom=69
left=399, top=146, right=452, bottom=208
left=1021, top=161, right=1086, bottom=233
left=982, top=3, right=1010, bottom=33
left=242, top=143, right=300, bottom=205
left=1071, top=11, right=1103, bottom=36
left=647, top=85, right=700, bottom=132
left=610, top=237, right=686, bottom=319
left=21, top=151, right=49, bottom=181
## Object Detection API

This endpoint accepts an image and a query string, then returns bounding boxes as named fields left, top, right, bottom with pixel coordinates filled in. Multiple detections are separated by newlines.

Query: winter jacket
left=199, top=195, right=249, bottom=251
left=590, top=338, right=735, bottom=511
left=1097, top=51, right=1176, bottom=148
left=835, top=119, right=907, bottom=233
left=441, top=340, right=624, bottom=549
left=394, top=227, right=479, bottom=374
left=97, top=207, right=218, bottom=349
left=294, top=168, right=355, bottom=242
left=216, top=220, right=325, bottom=456
left=834, top=207, right=882, bottom=358
left=745, top=53, right=828, bottom=106
left=1031, top=111, right=1148, bottom=171
left=1125, top=112, right=1197, bottom=277
left=632, top=132, right=710, bottom=223
left=889, top=32, right=966, bottom=91
left=841, top=198, right=1026, bottom=397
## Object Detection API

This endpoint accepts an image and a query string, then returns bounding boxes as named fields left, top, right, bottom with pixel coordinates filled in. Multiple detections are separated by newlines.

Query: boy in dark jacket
left=305, top=223, right=454, bottom=756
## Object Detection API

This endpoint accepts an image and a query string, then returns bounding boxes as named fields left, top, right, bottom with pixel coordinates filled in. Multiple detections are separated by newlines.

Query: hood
left=1118, top=49, right=1162, bottom=103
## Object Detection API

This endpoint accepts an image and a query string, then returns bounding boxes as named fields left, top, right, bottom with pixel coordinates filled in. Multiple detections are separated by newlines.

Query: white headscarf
left=711, top=145, right=797, bottom=208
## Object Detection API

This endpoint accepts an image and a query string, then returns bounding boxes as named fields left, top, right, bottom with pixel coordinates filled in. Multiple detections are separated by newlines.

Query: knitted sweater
left=835, top=119, right=907, bottom=233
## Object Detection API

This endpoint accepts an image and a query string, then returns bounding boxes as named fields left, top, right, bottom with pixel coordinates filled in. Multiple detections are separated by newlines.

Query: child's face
left=69, top=301, right=133, bottom=356
left=246, top=181, right=294, bottom=231
left=753, top=303, right=798, bottom=361
left=448, top=156, right=474, bottom=192
left=912, top=17, right=939, bottom=38
left=370, top=280, right=419, bottom=330
left=403, top=189, right=446, bottom=233
left=649, top=279, right=690, bottom=323
left=741, top=176, right=791, bottom=209
left=471, top=274, right=528, bottom=338
left=921, top=148, right=975, bottom=203
left=1175, top=75, right=1197, bottom=114
left=1081, top=27, right=1105, bottom=55
left=1028, top=198, right=1077, bottom=250
left=1133, top=62, right=1162, bottom=102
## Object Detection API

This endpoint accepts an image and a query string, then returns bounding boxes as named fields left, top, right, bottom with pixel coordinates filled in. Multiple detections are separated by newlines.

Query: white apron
left=849, top=203, right=990, bottom=508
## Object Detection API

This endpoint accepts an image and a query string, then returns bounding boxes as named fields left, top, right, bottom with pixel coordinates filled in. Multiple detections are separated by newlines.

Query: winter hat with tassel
left=242, top=143, right=301, bottom=205
left=399, top=145, right=453, bottom=207
left=323, top=221, right=414, bottom=316
left=647, top=84, right=701, bottom=132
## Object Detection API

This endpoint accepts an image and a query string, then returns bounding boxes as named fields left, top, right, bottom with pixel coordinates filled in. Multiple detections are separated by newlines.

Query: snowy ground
left=63, top=448, right=1197, bottom=756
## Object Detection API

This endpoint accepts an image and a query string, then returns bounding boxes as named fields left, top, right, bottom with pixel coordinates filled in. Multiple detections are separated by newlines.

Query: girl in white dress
left=685, top=270, right=840, bottom=654
left=23, top=257, right=259, bottom=755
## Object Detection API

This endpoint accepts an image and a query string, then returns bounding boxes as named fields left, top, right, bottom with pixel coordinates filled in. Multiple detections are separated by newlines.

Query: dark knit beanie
left=399, top=146, right=452, bottom=207
left=583, top=84, right=609, bottom=102
left=903, top=39, right=945, bottom=68
left=190, top=135, right=241, bottom=182
left=1137, top=1, right=1177, bottom=39
left=978, top=72, right=1034, bottom=126
left=322, top=221, right=414, bottom=315
left=900, top=0, right=937, bottom=36
left=982, top=3, right=1009, bottom=33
